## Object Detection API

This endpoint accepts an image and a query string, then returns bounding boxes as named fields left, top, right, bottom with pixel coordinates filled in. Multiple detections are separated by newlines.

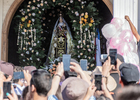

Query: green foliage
left=14, top=0, right=100, bottom=70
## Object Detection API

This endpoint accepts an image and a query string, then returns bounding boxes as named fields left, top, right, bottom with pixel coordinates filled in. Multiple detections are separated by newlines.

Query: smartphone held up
left=80, top=59, right=88, bottom=71
left=109, top=49, right=117, bottom=65
left=3, top=82, right=11, bottom=99
left=62, top=54, right=71, bottom=71
left=95, top=74, right=102, bottom=90
left=13, top=71, right=24, bottom=80
left=100, top=54, right=108, bottom=63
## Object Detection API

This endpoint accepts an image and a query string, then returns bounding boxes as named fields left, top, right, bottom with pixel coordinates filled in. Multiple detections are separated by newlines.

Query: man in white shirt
left=13, top=79, right=25, bottom=96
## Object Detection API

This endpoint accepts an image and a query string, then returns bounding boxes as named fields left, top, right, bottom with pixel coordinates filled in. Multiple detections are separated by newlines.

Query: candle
left=80, top=15, right=83, bottom=46
left=31, top=25, right=33, bottom=47
left=24, top=29, right=26, bottom=44
left=34, top=28, right=36, bottom=41
left=21, top=37, right=22, bottom=49
left=17, top=22, right=20, bottom=45
left=26, top=30, right=28, bottom=50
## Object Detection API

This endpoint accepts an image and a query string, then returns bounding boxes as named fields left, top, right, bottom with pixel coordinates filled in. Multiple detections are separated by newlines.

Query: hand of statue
left=125, top=15, right=130, bottom=21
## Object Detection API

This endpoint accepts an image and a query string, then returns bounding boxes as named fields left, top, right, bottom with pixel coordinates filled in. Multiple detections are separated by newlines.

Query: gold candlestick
left=80, top=15, right=83, bottom=46
left=17, top=22, right=20, bottom=45
left=21, top=37, right=22, bottom=49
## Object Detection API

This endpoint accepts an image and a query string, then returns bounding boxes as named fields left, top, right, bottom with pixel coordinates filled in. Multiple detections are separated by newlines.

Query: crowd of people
left=0, top=16, right=140, bottom=100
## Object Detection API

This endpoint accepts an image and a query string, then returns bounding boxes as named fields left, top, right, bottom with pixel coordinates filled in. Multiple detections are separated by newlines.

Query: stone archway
left=1, top=0, right=112, bottom=62
left=1, top=0, right=24, bottom=61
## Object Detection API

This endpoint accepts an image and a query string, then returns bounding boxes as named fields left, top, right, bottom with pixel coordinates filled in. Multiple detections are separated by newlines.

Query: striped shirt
left=48, top=95, right=58, bottom=100
left=47, top=95, right=96, bottom=100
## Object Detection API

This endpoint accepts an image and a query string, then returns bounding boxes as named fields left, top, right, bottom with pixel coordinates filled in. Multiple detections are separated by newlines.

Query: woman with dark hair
left=22, top=86, right=33, bottom=100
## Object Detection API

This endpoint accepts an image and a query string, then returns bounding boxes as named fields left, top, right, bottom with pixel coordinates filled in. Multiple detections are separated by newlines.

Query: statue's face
left=60, top=18, right=63, bottom=23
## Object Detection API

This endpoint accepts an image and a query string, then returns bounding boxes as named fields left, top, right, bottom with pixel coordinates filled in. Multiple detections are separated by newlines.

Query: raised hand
left=125, top=15, right=130, bottom=21
left=6, top=86, right=18, bottom=100
left=23, top=70, right=32, bottom=85
left=83, top=80, right=97, bottom=100
left=48, top=62, right=64, bottom=96
left=70, top=62, right=91, bottom=85
left=102, top=57, right=112, bottom=77
left=55, top=62, right=64, bottom=77
left=5, top=75, right=12, bottom=82
left=87, top=80, right=97, bottom=97
left=70, top=62, right=83, bottom=74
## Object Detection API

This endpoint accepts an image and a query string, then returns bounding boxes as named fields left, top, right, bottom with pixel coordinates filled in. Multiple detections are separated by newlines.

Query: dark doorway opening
left=8, top=1, right=73, bottom=66
left=8, top=0, right=113, bottom=65
left=93, top=0, right=113, bottom=54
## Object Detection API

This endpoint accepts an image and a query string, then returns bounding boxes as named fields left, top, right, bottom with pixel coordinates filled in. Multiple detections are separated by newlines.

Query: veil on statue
left=45, top=14, right=73, bottom=64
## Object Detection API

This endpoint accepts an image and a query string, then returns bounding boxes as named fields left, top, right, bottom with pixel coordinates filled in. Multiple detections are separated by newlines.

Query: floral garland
left=15, top=0, right=100, bottom=70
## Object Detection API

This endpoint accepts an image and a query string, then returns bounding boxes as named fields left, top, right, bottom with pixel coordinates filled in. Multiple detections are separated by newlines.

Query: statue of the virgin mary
left=46, top=14, right=73, bottom=63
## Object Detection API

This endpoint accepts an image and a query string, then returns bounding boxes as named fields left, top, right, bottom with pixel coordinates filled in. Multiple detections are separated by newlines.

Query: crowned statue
left=46, top=14, right=73, bottom=63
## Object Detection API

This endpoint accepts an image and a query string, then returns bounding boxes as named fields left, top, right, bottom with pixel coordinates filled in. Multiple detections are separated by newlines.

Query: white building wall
left=138, top=0, right=140, bottom=35
left=113, top=0, right=138, bottom=30
left=0, top=0, right=15, bottom=60
left=0, top=0, right=3, bottom=60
